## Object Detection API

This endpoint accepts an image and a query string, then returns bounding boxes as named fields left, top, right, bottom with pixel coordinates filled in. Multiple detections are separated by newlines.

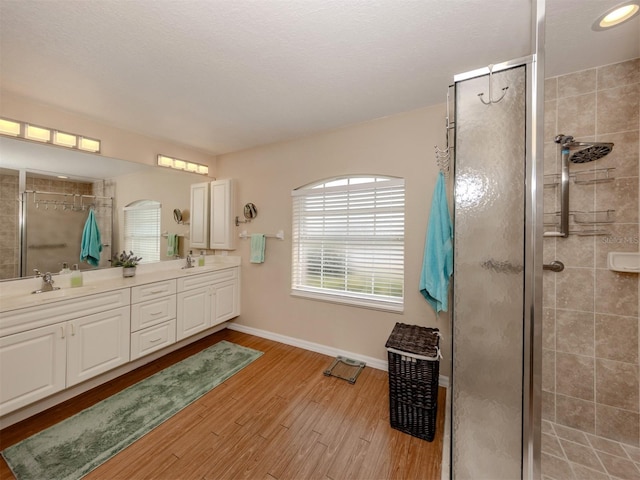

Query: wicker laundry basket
left=385, top=322, right=441, bottom=441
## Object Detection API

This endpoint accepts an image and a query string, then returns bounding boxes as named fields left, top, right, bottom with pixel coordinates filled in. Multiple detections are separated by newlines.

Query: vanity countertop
left=0, top=256, right=241, bottom=314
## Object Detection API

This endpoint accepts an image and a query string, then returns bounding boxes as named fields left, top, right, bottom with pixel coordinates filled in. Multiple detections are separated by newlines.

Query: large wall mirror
left=0, top=136, right=209, bottom=281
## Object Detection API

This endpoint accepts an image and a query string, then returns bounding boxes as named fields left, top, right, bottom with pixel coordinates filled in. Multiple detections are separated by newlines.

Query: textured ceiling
left=0, top=0, right=638, bottom=156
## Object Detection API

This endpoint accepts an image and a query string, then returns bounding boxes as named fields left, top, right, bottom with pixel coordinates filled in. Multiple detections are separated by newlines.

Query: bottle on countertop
left=59, top=262, right=72, bottom=288
left=198, top=250, right=206, bottom=267
left=71, top=264, right=83, bottom=288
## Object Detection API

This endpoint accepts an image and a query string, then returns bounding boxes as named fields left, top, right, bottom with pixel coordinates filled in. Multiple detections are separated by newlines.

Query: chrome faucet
left=32, top=269, right=60, bottom=294
left=183, top=252, right=194, bottom=269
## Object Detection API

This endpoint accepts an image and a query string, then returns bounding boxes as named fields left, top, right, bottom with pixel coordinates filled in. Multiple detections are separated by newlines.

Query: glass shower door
left=451, top=63, right=534, bottom=479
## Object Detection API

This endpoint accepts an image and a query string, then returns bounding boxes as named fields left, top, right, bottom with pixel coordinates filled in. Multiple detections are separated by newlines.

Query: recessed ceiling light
left=593, top=2, right=640, bottom=30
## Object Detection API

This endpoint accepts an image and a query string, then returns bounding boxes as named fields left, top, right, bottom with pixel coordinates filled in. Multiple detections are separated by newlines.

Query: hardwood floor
left=0, top=329, right=446, bottom=480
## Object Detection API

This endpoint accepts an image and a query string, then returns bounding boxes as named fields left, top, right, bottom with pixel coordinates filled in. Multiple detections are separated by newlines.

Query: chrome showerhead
left=569, top=144, right=613, bottom=163
left=553, top=134, right=614, bottom=163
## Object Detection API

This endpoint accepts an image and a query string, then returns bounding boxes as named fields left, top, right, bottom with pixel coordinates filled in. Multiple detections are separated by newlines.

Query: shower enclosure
left=450, top=56, right=543, bottom=479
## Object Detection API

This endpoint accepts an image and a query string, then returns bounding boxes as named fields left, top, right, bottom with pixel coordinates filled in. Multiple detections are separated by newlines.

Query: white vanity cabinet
left=177, top=267, right=239, bottom=341
left=0, top=289, right=130, bottom=416
left=130, top=280, right=177, bottom=360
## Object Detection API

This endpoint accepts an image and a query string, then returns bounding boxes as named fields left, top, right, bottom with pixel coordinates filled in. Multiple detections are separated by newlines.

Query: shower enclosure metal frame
left=450, top=53, right=544, bottom=479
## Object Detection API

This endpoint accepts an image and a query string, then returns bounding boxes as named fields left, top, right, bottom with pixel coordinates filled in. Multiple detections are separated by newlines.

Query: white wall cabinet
left=190, top=181, right=210, bottom=249
left=209, top=179, right=236, bottom=250
left=0, top=293, right=131, bottom=416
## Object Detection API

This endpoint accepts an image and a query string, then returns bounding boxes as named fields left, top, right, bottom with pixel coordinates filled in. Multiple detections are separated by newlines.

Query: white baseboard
left=227, top=323, right=449, bottom=388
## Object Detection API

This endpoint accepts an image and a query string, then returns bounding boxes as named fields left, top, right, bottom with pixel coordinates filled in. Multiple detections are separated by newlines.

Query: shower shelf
left=543, top=167, right=615, bottom=187
left=569, top=228, right=610, bottom=236
left=543, top=209, right=615, bottom=226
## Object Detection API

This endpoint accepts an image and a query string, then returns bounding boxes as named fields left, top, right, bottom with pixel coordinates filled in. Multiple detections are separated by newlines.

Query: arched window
left=291, top=175, right=405, bottom=312
left=123, top=200, right=161, bottom=264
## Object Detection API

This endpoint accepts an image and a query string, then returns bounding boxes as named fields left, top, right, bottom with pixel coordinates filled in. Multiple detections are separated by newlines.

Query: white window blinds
left=291, top=176, right=405, bottom=311
left=123, top=200, right=161, bottom=264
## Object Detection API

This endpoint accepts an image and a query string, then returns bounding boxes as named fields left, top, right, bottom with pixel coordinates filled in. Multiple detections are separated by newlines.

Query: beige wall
left=542, top=58, right=640, bottom=446
left=0, top=91, right=216, bottom=172
left=217, top=104, right=451, bottom=374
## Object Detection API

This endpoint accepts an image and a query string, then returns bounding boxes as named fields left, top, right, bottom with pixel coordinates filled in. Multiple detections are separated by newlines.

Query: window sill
left=290, top=288, right=404, bottom=314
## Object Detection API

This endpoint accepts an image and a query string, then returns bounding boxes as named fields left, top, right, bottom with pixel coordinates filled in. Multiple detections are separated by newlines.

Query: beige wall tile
left=542, top=433, right=562, bottom=456
left=556, top=309, right=594, bottom=356
left=595, top=404, right=640, bottom=447
left=542, top=390, right=556, bottom=422
left=597, top=84, right=639, bottom=135
left=595, top=269, right=639, bottom=317
left=554, top=424, right=589, bottom=445
left=557, top=93, right=596, bottom=138
left=596, top=177, right=639, bottom=224
left=570, top=463, right=608, bottom=480
left=596, top=359, right=639, bottom=411
left=595, top=313, right=639, bottom=364
left=556, top=394, right=595, bottom=433
left=545, top=77, right=558, bottom=102
left=545, top=101, right=558, bottom=143
left=598, top=58, right=640, bottom=90
left=543, top=348, right=556, bottom=392
left=556, top=268, right=595, bottom=312
left=556, top=233, right=595, bottom=268
left=543, top=308, right=556, bottom=350
left=543, top=270, right=556, bottom=308
left=558, top=68, right=596, bottom=98
left=595, top=130, right=639, bottom=177
left=557, top=352, right=594, bottom=400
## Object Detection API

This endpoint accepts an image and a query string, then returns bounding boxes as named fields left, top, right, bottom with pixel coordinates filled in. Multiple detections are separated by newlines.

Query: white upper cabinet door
left=209, top=179, right=236, bottom=250
left=190, top=182, right=210, bottom=249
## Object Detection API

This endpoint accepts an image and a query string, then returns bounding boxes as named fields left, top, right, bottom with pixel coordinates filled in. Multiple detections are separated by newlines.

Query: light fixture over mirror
left=0, top=116, right=101, bottom=153
left=157, top=154, right=209, bottom=176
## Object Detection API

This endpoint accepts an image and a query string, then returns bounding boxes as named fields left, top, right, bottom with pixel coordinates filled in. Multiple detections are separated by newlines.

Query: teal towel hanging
left=80, top=210, right=103, bottom=267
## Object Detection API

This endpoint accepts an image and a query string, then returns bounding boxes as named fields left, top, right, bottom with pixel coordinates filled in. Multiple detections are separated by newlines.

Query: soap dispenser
left=59, top=262, right=72, bottom=288
left=198, top=250, right=206, bottom=267
left=71, top=264, right=83, bottom=288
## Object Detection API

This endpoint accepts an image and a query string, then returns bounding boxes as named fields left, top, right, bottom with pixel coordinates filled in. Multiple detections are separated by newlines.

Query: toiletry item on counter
left=199, top=251, right=206, bottom=267
left=71, top=264, right=83, bottom=287
left=59, top=262, right=72, bottom=288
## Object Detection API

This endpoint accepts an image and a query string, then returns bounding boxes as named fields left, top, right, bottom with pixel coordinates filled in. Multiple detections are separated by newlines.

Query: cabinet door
left=67, top=306, right=131, bottom=387
left=213, top=280, right=239, bottom=325
left=209, top=179, right=236, bottom=250
left=190, top=182, right=209, bottom=249
left=177, top=286, right=212, bottom=340
left=0, top=324, right=66, bottom=416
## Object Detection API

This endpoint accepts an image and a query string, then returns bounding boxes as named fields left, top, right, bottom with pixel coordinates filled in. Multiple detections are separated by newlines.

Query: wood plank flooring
left=0, top=329, right=446, bottom=480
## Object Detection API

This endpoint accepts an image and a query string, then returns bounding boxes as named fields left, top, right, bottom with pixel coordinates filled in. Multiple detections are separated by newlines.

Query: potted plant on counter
left=111, top=250, right=142, bottom=277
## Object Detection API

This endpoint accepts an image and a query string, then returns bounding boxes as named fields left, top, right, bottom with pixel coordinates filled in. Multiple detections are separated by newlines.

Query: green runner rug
left=2, top=340, right=262, bottom=480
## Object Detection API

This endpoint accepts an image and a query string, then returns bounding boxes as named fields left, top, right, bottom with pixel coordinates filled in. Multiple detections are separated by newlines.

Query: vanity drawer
left=131, top=280, right=177, bottom=304
left=131, top=296, right=177, bottom=332
left=177, top=267, right=237, bottom=292
left=130, top=319, right=177, bottom=360
left=0, top=289, right=130, bottom=338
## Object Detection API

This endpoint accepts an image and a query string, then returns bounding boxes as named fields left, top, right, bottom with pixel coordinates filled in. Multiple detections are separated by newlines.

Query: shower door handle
left=543, top=260, right=564, bottom=272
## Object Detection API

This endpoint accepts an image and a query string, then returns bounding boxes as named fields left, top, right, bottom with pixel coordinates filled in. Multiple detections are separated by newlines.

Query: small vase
left=123, top=266, right=136, bottom=278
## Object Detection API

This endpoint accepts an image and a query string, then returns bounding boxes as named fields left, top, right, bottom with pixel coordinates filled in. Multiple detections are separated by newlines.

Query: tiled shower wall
left=543, top=58, right=640, bottom=446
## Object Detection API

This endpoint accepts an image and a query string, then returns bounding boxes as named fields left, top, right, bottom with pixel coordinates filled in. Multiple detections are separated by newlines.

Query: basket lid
left=385, top=322, right=440, bottom=357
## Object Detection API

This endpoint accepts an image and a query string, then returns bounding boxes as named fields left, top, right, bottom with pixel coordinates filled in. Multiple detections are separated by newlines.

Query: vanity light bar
left=0, top=116, right=101, bottom=153
left=157, top=154, right=209, bottom=176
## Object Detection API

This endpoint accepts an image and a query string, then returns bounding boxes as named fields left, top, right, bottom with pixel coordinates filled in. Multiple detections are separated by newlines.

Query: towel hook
left=478, top=64, right=509, bottom=105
